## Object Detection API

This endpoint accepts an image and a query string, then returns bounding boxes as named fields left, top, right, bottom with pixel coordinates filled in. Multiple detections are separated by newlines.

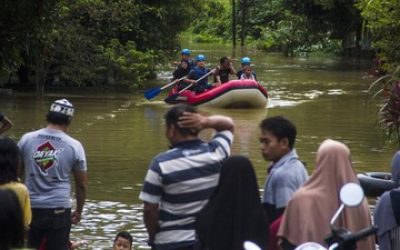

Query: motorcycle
left=244, top=182, right=377, bottom=250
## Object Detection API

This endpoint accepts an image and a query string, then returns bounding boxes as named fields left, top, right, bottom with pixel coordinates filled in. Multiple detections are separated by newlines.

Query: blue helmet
left=181, top=49, right=191, bottom=55
left=196, top=54, right=206, bottom=61
left=241, top=57, right=251, bottom=65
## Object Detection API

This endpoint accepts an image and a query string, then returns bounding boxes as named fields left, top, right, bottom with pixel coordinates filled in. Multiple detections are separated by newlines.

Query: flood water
left=1, top=43, right=395, bottom=249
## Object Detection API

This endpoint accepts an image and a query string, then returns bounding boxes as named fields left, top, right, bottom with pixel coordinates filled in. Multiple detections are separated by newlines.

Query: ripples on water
left=4, top=46, right=394, bottom=249
left=71, top=200, right=149, bottom=249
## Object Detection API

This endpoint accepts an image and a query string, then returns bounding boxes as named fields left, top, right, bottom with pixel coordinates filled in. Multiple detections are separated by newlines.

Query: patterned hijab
left=278, top=139, right=375, bottom=249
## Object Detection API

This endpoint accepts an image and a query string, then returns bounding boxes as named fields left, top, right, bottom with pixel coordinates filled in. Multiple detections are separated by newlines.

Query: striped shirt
left=139, top=131, right=233, bottom=250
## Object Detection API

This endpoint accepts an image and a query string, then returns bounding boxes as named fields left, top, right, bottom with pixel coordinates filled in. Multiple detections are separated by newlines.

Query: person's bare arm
left=0, top=115, right=13, bottom=134
left=178, top=112, right=234, bottom=133
left=72, top=169, right=88, bottom=224
left=229, top=62, right=237, bottom=75
left=143, top=202, right=159, bottom=244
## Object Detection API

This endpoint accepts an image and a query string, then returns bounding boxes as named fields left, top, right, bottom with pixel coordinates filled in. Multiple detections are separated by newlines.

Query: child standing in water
left=113, top=231, right=133, bottom=250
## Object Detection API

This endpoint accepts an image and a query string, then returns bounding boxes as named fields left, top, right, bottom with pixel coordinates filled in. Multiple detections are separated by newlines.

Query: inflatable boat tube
left=165, top=79, right=268, bottom=109
left=357, top=172, right=397, bottom=197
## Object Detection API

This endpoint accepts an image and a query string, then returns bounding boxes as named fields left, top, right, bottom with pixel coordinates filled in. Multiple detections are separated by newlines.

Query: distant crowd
left=0, top=53, right=399, bottom=250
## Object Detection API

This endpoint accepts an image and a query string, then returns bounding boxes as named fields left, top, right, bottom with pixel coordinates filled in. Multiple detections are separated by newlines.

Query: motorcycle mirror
left=243, top=241, right=262, bottom=250
left=330, top=182, right=364, bottom=226
left=340, top=182, right=364, bottom=207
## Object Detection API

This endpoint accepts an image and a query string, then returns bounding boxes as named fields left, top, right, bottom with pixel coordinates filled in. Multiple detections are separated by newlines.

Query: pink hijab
left=278, top=139, right=375, bottom=249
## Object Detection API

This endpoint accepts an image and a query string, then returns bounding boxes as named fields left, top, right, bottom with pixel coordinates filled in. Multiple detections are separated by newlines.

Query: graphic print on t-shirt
left=32, top=141, right=63, bottom=174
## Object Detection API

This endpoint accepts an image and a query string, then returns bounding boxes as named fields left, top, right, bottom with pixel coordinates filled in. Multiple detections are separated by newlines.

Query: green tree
left=0, top=0, right=202, bottom=93
left=357, top=0, right=400, bottom=72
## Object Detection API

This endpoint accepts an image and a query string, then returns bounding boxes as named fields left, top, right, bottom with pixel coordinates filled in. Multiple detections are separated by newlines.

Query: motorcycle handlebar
left=344, top=225, right=377, bottom=243
left=334, top=225, right=377, bottom=249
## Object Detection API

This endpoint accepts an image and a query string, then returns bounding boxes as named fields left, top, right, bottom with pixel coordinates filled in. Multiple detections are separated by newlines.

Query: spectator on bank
left=196, top=155, right=268, bottom=250
left=278, top=139, right=375, bottom=250
left=374, top=151, right=400, bottom=250
left=259, top=116, right=308, bottom=250
left=18, top=99, right=88, bottom=250
left=139, top=104, right=234, bottom=250
left=0, top=189, right=25, bottom=250
left=0, top=137, right=31, bottom=229
left=0, top=112, right=13, bottom=135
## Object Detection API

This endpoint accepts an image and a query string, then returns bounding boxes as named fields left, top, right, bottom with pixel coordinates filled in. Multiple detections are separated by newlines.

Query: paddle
left=144, top=76, right=186, bottom=100
left=164, top=69, right=216, bottom=103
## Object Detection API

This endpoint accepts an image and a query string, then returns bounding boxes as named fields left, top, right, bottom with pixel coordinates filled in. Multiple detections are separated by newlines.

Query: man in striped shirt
left=139, top=104, right=235, bottom=250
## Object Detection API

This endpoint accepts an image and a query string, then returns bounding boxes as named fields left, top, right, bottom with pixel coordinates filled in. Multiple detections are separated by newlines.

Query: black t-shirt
left=0, top=112, right=4, bottom=121
left=215, top=67, right=233, bottom=83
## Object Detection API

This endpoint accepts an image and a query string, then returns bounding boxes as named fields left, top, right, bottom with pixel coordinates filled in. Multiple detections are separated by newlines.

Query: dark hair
left=46, top=111, right=71, bottom=126
left=220, top=57, right=229, bottom=64
left=0, top=137, right=20, bottom=184
left=260, top=116, right=297, bottom=149
left=164, top=104, right=198, bottom=136
left=0, top=189, right=24, bottom=249
left=114, top=231, right=133, bottom=246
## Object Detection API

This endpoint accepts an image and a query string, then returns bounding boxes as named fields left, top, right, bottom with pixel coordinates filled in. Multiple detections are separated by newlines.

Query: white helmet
left=50, top=99, right=74, bottom=117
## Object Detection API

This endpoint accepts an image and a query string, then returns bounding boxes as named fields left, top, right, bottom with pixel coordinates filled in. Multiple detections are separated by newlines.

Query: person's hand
left=178, top=112, right=207, bottom=131
left=71, top=210, right=82, bottom=224
left=213, top=82, right=221, bottom=87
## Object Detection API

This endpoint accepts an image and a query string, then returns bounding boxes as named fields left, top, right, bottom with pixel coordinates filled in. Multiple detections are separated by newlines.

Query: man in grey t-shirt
left=18, top=99, right=88, bottom=250
left=259, top=116, right=308, bottom=225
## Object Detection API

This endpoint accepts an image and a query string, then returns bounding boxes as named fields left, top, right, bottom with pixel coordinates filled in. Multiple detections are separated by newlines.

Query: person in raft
left=236, top=57, right=257, bottom=80
left=172, top=59, right=191, bottom=91
left=214, top=56, right=236, bottom=86
left=173, top=48, right=196, bottom=70
left=186, top=54, right=214, bottom=93
left=240, top=65, right=257, bottom=80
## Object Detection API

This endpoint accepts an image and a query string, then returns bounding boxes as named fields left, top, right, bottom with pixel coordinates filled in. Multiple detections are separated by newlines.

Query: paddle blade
left=144, top=87, right=161, bottom=100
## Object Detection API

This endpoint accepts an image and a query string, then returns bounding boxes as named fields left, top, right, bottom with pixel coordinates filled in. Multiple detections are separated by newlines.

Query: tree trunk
left=33, top=43, right=46, bottom=96
left=232, top=0, right=236, bottom=49
left=240, top=0, right=247, bottom=47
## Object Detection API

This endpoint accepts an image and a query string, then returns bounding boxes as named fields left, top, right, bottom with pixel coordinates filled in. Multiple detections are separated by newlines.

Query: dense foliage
left=0, top=0, right=200, bottom=92
left=357, top=0, right=400, bottom=72
left=369, top=67, right=400, bottom=148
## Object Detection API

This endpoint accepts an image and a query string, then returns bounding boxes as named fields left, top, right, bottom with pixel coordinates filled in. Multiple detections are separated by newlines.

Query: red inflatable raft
left=165, top=79, right=268, bottom=109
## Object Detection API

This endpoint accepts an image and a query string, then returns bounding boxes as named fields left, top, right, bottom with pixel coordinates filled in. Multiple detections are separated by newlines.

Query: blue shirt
left=139, top=131, right=233, bottom=250
left=263, top=149, right=308, bottom=208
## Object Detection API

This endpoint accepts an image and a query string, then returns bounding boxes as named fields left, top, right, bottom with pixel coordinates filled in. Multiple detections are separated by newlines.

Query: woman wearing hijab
left=374, top=151, right=400, bottom=250
left=173, top=59, right=191, bottom=91
left=278, top=139, right=375, bottom=250
left=195, top=155, right=269, bottom=250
